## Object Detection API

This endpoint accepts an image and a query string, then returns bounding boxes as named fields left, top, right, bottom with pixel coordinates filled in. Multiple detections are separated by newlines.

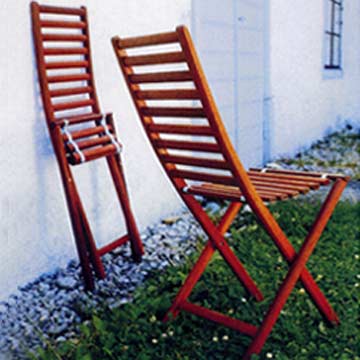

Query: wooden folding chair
left=31, top=2, right=144, bottom=291
left=112, top=26, right=349, bottom=358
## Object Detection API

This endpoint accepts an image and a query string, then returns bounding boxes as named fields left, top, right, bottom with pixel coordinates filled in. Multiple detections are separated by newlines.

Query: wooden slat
left=63, top=124, right=107, bottom=141
left=249, top=173, right=320, bottom=190
left=186, top=184, right=277, bottom=202
left=97, top=235, right=129, bottom=257
left=40, top=20, right=86, bottom=28
left=42, top=34, right=88, bottom=42
left=251, top=168, right=349, bottom=182
left=46, top=60, right=89, bottom=69
left=169, top=169, right=236, bottom=186
left=141, top=107, right=206, bottom=118
left=160, top=154, right=229, bottom=170
left=135, top=89, right=200, bottom=100
left=43, top=47, right=88, bottom=55
left=253, top=185, right=299, bottom=197
left=251, top=179, right=310, bottom=194
left=200, top=183, right=288, bottom=201
left=249, top=169, right=330, bottom=185
left=180, top=302, right=257, bottom=337
left=123, top=51, right=185, bottom=66
left=48, top=73, right=91, bottom=83
left=53, top=99, right=95, bottom=111
left=118, top=31, right=178, bottom=48
left=67, top=136, right=112, bottom=151
left=55, top=113, right=103, bottom=127
left=147, top=123, right=213, bottom=136
left=153, top=139, right=220, bottom=152
left=71, top=144, right=116, bottom=164
left=50, top=86, right=93, bottom=97
left=39, top=4, right=85, bottom=16
left=129, top=71, right=192, bottom=83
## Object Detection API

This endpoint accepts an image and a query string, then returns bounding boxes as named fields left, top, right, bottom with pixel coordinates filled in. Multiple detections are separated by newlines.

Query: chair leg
left=252, top=182, right=345, bottom=324
left=53, top=130, right=95, bottom=290
left=243, top=179, right=347, bottom=359
left=63, top=175, right=95, bottom=290
left=75, top=193, right=106, bottom=279
left=107, top=155, right=144, bottom=262
left=165, top=202, right=255, bottom=320
left=184, top=196, right=264, bottom=301
left=164, top=241, right=216, bottom=320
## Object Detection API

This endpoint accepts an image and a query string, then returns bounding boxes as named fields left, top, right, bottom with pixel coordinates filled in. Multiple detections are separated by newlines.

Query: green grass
left=32, top=200, right=360, bottom=360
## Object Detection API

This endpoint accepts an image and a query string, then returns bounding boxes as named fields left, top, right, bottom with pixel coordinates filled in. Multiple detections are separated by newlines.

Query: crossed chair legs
left=164, top=178, right=347, bottom=358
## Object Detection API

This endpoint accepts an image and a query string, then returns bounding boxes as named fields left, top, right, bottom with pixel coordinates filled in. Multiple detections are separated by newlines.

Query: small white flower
left=222, top=335, right=229, bottom=341
left=151, top=338, right=158, bottom=344
left=123, top=345, right=129, bottom=351
left=168, top=330, right=174, bottom=336
left=298, top=288, right=306, bottom=295
left=356, top=274, right=360, bottom=279
left=354, top=254, right=359, bottom=260
left=355, top=283, right=359, bottom=288
left=212, top=336, right=219, bottom=342
left=241, top=297, right=247, bottom=303
left=266, top=352, right=273, bottom=358
left=161, top=333, right=168, bottom=338
left=149, top=315, right=157, bottom=323
left=228, top=309, right=234, bottom=315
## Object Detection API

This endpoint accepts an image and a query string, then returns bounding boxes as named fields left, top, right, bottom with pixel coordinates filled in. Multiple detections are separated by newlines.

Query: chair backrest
left=112, top=26, right=257, bottom=197
left=31, top=2, right=101, bottom=124
left=31, top=2, right=124, bottom=165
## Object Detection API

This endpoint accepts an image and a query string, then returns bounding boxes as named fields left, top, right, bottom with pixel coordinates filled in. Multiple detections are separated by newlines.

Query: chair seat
left=59, top=114, right=123, bottom=165
left=184, top=168, right=347, bottom=202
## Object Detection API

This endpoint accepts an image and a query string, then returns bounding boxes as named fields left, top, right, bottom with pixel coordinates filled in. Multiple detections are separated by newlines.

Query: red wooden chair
left=31, top=2, right=144, bottom=291
left=112, top=26, right=349, bottom=358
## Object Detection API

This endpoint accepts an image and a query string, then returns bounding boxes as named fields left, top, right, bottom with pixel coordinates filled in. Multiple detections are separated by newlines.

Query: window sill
left=322, top=68, right=343, bottom=80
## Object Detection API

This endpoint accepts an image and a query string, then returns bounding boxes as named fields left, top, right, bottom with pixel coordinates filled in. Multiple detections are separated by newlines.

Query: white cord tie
left=62, top=119, right=86, bottom=163
left=100, top=118, right=123, bottom=154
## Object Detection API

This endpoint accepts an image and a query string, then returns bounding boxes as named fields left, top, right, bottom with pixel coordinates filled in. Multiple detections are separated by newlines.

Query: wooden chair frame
left=31, top=2, right=143, bottom=290
left=112, top=26, right=349, bottom=358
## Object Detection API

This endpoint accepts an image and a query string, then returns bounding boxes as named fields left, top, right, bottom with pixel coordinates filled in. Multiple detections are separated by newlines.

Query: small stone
left=162, top=216, right=182, bottom=225
left=56, top=276, right=77, bottom=290
left=47, top=323, right=68, bottom=336
left=205, top=202, right=221, bottom=214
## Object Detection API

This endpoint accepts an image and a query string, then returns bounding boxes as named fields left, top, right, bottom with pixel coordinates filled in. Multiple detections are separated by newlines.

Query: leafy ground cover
left=32, top=199, right=360, bottom=360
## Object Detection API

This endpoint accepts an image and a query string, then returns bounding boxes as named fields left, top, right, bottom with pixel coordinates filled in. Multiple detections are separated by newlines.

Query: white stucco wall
left=0, top=0, right=191, bottom=300
left=268, top=0, right=360, bottom=158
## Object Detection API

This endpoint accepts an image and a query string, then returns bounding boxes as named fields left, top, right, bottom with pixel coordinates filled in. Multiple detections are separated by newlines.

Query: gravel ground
left=0, top=124, right=358, bottom=359
left=275, top=123, right=359, bottom=179
left=273, top=123, right=360, bottom=202
left=0, top=214, right=204, bottom=359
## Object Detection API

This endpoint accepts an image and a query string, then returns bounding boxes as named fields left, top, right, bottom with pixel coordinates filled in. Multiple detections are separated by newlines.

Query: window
left=324, top=0, right=343, bottom=70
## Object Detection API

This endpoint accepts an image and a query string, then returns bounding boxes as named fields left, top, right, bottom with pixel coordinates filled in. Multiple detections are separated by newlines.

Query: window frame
left=324, top=0, right=344, bottom=71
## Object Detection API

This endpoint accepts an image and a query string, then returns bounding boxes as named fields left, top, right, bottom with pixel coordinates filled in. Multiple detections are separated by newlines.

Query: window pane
left=324, top=0, right=343, bottom=70
left=333, top=36, right=341, bottom=67
left=326, top=1, right=333, bottom=31
left=324, top=34, right=332, bottom=66
left=334, top=4, right=342, bottom=35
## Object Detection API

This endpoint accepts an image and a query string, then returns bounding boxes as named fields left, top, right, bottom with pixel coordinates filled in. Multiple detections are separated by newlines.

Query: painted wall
left=0, top=0, right=191, bottom=300
left=268, top=0, right=360, bottom=158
